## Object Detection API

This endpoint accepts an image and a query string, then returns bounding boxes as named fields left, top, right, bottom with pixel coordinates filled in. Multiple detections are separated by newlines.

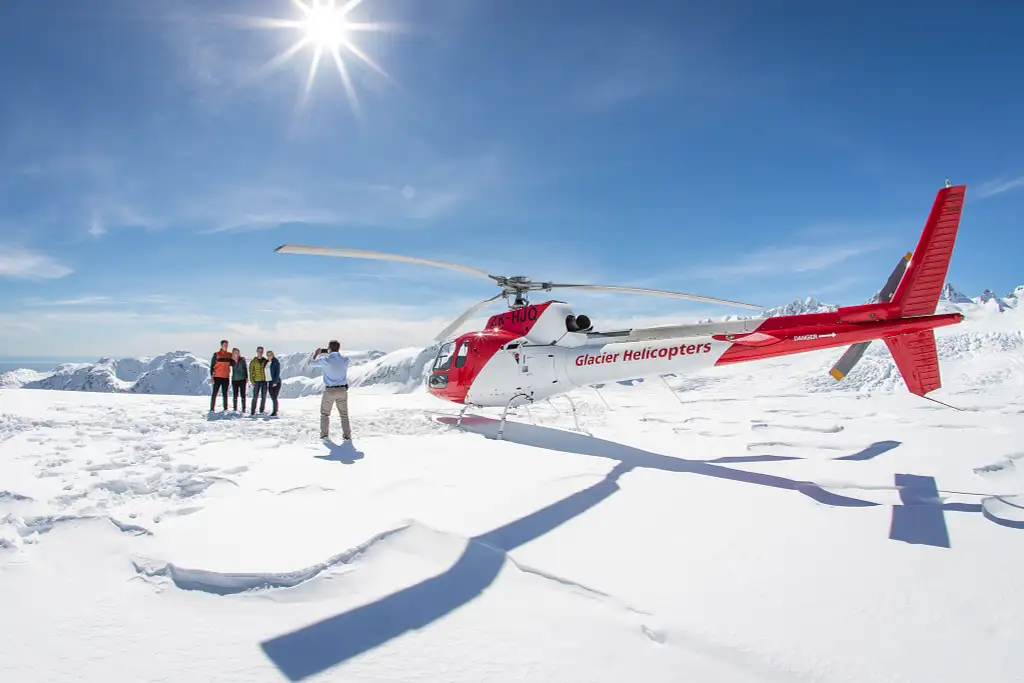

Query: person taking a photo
left=310, top=340, right=351, bottom=441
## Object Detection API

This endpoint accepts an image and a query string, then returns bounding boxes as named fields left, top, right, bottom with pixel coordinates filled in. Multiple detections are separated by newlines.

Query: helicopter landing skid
left=432, top=392, right=587, bottom=440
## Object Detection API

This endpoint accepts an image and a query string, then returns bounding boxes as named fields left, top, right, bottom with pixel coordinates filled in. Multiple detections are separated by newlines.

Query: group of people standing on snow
left=209, top=340, right=281, bottom=416
left=206, top=339, right=353, bottom=442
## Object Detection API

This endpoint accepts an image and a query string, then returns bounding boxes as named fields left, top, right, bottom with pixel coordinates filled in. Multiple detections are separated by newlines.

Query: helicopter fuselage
left=424, top=299, right=964, bottom=408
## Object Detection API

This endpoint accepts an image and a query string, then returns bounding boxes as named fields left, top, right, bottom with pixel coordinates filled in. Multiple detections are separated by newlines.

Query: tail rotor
left=829, top=251, right=911, bottom=381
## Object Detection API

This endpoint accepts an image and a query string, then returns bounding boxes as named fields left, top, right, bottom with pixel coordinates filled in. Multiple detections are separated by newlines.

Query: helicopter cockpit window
left=454, top=340, right=469, bottom=368
left=432, top=341, right=455, bottom=372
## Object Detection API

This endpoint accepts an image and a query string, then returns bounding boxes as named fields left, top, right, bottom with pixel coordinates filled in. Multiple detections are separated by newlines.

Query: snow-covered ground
left=2, top=300, right=1024, bottom=682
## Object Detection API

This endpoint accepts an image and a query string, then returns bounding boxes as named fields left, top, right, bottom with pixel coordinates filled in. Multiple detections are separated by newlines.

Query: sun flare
left=302, top=3, right=351, bottom=49
left=249, top=0, right=394, bottom=114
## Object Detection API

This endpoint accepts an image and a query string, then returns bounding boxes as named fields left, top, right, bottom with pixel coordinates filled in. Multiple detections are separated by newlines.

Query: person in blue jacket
left=266, top=350, right=282, bottom=417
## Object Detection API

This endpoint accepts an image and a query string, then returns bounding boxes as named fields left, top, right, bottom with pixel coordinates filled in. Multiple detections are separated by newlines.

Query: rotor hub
left=488, top=276, right=559, bottom=307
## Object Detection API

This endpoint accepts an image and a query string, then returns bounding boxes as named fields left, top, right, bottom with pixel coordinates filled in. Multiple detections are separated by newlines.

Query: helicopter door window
left=432, top=341, right=455, bottom=372
left=454, top=340, right=469, bottom=368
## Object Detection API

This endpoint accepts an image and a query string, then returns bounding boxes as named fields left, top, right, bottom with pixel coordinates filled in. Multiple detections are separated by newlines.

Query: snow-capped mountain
left=8, top=349, right=389, bottom=398
left=274, top=349, right=386, bottom=382
left=127, top=353, right=211, bottom=396
left=0, top=368, right=50, bottom=389
left=273, top=347, right=439, bottom=399
left=976, top=288, right=1012, bottom=312
left=695, top=296, right=838, bottom=324
left=763, top=296, right=837, bottom=318
left=351, top=345, right=440, bottom=392
left=26, top=358, right=134, bottom=393
left=939, top=283, right=973, bottom=304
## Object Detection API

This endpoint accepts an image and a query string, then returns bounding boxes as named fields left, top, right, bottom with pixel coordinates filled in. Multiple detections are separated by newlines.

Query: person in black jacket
left=230, top=347, right=248, bottom=411
left=266, top=350, right=282, bottom=416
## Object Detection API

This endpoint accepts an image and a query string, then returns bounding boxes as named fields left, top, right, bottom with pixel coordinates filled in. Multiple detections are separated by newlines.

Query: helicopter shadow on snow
left=261, top=456, right=636, bottom=681
left=257, top=416, right=1012, bottom=681
left=443, top=415, right=899, bottom=507
left=448, top=416, right=1024, bottom=541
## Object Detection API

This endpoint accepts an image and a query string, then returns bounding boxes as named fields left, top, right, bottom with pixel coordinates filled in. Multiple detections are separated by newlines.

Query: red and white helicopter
left=277, top=182, right=967, bottom=436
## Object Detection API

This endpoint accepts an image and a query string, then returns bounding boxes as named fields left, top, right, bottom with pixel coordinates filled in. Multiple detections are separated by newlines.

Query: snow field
left=1, top=297, right=1023, bottom=682
left=2, top=368, right=1024, bottom=683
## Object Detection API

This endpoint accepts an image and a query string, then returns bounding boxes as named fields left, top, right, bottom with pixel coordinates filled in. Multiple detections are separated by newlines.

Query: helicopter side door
left=505, top=341, right=558, bottom=398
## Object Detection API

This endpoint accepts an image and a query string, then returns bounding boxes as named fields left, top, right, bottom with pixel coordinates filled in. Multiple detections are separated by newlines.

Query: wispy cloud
left=977, top=175, right=1024, bottom=199
left=88, top=215, right=106, bottom=237
left=85, top=203, right=161, bottom=237
left=559, top=15, right=729, bottom=113
left=4, top=143, right=164, bottom=240
left=154, top=0, right=278, bottom=110
left=573, top=64, right=672, bottom=111
left=195, top=151, right=515, bottom=233
left=0, top=247, right=73, bottom=281
left=680, top=240, right=887, bottom=281
left=23, top=295, right=113, bottom=307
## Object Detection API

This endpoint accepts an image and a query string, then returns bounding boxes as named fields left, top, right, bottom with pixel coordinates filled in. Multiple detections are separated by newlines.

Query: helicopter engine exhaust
left=565, top=314, right=592, bottom=333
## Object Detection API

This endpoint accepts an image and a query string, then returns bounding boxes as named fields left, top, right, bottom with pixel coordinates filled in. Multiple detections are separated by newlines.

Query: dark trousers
left=251, top=381, right=268, bottom=414
left=232, top=380, right=247, bottom=410
left=210, top=376, right=229, bottom=410
left=268, top=382, right=281, bottom=415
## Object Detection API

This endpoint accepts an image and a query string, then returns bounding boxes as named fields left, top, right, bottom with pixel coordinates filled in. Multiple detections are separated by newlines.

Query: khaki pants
left=320, top=386, right=351, bottom=439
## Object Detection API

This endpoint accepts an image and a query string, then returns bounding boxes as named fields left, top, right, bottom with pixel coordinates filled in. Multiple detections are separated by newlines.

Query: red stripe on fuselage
left=427, top=302, right=556, bottom=404
left=714, top=310, right=963, bottom=365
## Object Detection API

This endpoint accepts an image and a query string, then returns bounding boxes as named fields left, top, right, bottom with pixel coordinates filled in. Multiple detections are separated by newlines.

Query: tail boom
left=714, top=183, right=967, bottom=398
left=712, top=311, right=962, bottom=366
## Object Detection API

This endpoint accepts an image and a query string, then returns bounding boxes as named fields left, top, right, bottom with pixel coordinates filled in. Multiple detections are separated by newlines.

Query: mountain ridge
left=3, top=283, right=1020, bottom=397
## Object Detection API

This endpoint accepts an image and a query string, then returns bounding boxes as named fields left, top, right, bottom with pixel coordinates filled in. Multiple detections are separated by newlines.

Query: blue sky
left=1, top=0, right=1022, bottom=357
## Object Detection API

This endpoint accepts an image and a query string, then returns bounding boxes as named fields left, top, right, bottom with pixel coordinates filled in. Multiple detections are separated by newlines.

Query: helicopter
left=276, top=182, right=967, bottom=437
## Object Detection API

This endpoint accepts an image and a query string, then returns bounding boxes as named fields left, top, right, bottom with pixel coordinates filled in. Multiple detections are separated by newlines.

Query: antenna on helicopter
left=274, top=244, right=762, bottom=341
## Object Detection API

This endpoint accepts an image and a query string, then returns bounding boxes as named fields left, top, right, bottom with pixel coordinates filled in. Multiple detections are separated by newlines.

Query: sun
left=247, top=0, right=393, bottom=114
left=302, top=2, right=351, bottom=49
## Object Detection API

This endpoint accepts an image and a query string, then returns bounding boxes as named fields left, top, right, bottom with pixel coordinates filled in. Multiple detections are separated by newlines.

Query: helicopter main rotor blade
left=543, top=283, right=762, bottom=310
left=433, top=293, right=504, bottom=342
left=275, top=244, right=495, bottom=281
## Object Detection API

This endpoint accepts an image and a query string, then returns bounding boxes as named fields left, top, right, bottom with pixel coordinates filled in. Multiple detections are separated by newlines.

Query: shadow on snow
left=259, top=415, right=1017, bottom=680
left=261, top=459, right=633, bottom=680
left=316, top=440, right=365, bottom=465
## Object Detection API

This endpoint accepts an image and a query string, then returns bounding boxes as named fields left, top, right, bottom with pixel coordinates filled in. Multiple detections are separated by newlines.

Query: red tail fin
left=883, top=183, right=967, bottom=396
left=892, top=184, right=967, bottom=316
left=885, top=330, right=941, bottom=396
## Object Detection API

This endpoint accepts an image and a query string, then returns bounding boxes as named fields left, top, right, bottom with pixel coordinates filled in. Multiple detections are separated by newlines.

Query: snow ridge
left=132, top=523, right=411, bottom=595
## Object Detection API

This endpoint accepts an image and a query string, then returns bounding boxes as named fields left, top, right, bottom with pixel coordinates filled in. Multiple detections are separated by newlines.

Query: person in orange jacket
left=210, top=339, right=234, bottom=411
